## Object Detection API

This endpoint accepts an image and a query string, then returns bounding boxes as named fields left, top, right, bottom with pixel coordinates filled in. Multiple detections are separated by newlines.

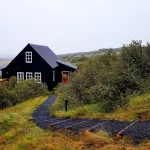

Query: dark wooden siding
left=2, top=44, right=77, bottom=90
left=2, top=45, right=54, bottom=90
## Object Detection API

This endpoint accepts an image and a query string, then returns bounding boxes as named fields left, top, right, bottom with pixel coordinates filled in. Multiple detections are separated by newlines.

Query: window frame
left=34, top=72, right=41, bottom=83
left=26, top=72, right=33, bottom=80
left=17, top=72, right=24, bottom=83
left=25, top=52, right=32, bottom=63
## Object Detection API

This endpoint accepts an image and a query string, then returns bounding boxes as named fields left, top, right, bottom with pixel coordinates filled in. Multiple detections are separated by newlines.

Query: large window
left=26, top=72, right=32, bottom=80
left=26, top=52, right=32, bottom=63
left=17, top=72, right=24, bottom=82
left=35, top=72, right=41, bottom=83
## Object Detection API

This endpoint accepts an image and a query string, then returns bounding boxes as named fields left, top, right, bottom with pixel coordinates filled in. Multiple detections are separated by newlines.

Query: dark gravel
left=32, top=95, right=150, bottom=139
left=123, top=121, right=150, bottom=139
left=93, top=120, right=130, bottom=135
left=32, top=95, right=56, bottom=118
left=69, top=119, right=105, bottom=133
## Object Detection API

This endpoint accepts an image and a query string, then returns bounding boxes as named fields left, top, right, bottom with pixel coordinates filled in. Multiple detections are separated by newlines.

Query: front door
left=62, top=71, right=69, bottom=84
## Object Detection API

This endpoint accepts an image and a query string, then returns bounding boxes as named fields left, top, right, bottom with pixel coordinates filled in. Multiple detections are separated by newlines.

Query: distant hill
left=58, top=47, right=122, bottom=63
left=0, top=58, right=12, bottom=74
left=58, top=47, right=122, bottom=57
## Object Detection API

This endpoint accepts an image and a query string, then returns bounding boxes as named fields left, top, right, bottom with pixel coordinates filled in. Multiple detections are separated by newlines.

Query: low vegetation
left=51, top=40, right=150, bottom=121
left=51, top=92, right=150, bottom=121
left=0, top=96, right=150, bottom=150
left=0, top=77, right=49, bottom=109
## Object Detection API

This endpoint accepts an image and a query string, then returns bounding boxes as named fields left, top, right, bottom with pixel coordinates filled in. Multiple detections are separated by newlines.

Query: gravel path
left=32, top=95, right=150, bottom=139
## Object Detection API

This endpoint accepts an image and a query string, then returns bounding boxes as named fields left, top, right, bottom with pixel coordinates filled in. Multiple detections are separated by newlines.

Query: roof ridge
left=29, top=43, right=49, bottom=47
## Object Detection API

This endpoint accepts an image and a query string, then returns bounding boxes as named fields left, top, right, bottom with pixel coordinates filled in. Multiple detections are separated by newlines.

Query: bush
left=52, top=41, right=150, bottom=113
left=0, top=77, right=49, bottom=109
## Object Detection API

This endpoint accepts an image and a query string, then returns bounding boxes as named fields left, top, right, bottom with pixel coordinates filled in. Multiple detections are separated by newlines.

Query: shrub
left=0, top=77, right=49, bottom=109
left=52, top=41, right=150, bottom=113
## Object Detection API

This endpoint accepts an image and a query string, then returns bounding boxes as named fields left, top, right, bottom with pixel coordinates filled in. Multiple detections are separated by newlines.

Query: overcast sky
left=0, top=0, right=150, bottom=58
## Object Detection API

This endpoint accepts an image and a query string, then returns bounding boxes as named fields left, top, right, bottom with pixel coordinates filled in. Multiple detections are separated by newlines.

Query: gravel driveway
left=32, top=95, right=150, bottom=139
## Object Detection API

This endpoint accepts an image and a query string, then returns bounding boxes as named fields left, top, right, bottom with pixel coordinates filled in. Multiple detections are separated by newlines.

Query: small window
left=26, top=52, right=32, bottom=63
left=17, top=72, right=24, bottom=82
left=35, top=72, right=41, bottom=83
left=53, top=71, right=55, bottom=81
left=26, top=72, right=32, bottom=80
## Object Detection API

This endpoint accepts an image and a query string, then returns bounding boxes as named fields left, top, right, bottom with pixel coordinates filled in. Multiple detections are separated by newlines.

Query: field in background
left=59, top=47, right=121, bottom=63
left=0, top=59, right=11, bottom=66
left=0, top=59, right=11, bottom=74
left=0, top=96, right=150, bottom=150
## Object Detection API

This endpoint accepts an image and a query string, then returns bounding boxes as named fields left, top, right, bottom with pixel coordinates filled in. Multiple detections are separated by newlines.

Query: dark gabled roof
left=56, top=59, right=77, bottom=70
left=30, top=43, right=77, bottom=69
left=29, top=43, right=60, bottom=69
left=1, top=43, right=77, bottom=71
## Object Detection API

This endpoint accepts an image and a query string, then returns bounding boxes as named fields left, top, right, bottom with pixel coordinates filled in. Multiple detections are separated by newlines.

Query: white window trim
left=26, top=72, right=32, bottom=80
left=25, top=52, right=32, bottom=63
left=35, top=72, right=41, bottom=83
left=17, top=72, right=24, bottom=83
left=53, top=70, right=55, bottom=81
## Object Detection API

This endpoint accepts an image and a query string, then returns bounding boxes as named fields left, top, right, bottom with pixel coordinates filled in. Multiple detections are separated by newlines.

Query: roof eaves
left=56, top=60, right=77, bottom=70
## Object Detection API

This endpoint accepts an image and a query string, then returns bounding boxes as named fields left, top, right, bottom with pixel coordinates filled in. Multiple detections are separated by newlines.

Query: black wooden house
left=1, top=44, right=77, bottom=90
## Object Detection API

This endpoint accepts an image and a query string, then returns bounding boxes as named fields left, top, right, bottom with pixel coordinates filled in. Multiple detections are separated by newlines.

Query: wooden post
left=64, top=99, right=68, bottom=112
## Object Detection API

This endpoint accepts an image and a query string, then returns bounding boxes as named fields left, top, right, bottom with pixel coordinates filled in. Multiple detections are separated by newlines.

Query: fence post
left=64, top=99, right=68, bottom=112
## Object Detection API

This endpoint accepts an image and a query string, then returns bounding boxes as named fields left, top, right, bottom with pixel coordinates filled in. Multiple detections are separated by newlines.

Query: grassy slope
left=52, top=93, right=150, bottom=121
left=0, top=96, right=150, bottom=150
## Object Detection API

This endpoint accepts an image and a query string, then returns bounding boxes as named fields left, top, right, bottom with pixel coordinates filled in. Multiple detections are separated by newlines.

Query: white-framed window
left=26, top=72, right=32, bottom=80
left=17, top=72, right=24, bottom=82
left=26, top=52, right=32, bottom=63
left=53, top=70, right=55, bottom=81
left=35, top=72, right=41, bottom=83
